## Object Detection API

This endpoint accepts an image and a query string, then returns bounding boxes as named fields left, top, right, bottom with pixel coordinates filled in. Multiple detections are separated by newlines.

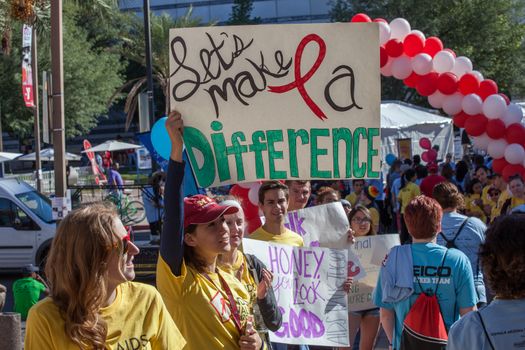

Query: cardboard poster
left=169, top=23, right=380, bottom=187
left=243, top=239, right=349, bottom=347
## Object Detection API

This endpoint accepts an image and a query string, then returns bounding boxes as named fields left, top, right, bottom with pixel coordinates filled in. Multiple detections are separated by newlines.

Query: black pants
left=400, top=214, right=412, bottom=244
left=149, top=221, right=162, bottom=236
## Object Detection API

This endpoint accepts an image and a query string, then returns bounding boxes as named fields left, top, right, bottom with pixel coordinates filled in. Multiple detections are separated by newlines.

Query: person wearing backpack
left=373, top=195, right=477, bottom=350
left=447, top=213, right=525, bottom=350
left=432, top=182, right=488, bottom=307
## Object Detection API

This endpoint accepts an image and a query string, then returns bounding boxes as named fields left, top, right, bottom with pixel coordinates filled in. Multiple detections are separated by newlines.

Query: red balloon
left=453, top=112, right=469, bottom=128
left=423, top=37, right=443, bottom=57
left=373, top=18, right=388, bottom=23
left=380, top=46, right=388, bottom=68
left=229, top=184, right=249, bottom=199
left=498, top=93, right=510, bottom=105
left=419, top=137, right=432, bottom=150
left=502, top=164, right=525, bottom=182
left=416, top=72, right=439, bottom=96
left=486, top=119, right=506, bottom=139
left=403, top=72, right=421, bottom=88
left=427, top=149, right=438, bottom=162
left=506, top=123, right=525, bottom=144
left=351, top=13, right=372, bottom=22
left=385, top=39, right=404, bottom=57
left=492, top=158, right=509, bottom=174
left=458, top=73, right=480, bottom=95
left=464, top=114, right=488, bottom=137
left=443, top=48, right=456, bottom=58
left=421, top=151, right=429, bottom=162
left=478, top=79, right=498, bottom=100
left=403, top=33, right=425, bottom=57
left=437, top=72, right=458, bottom=95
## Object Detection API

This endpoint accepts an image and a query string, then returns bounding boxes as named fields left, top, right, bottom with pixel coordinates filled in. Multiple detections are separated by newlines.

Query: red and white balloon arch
left=351, top=13, right=525, bottom=182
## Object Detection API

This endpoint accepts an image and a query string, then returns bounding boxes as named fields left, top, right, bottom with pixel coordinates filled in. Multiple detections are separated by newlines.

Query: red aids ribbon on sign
left=268, top=34, right=327, bottom=121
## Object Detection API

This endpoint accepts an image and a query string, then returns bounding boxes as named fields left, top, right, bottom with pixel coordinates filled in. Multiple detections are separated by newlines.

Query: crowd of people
left=0, top=111, right=522, bottom=350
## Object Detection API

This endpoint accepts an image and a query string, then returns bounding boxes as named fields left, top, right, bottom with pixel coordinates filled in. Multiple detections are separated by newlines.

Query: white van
left=0, top=179, right=55, bottom=272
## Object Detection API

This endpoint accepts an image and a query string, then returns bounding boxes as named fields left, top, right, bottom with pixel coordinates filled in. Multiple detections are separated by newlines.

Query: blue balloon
left=151, top=117, right=171, bottom=160
left=386, top=153, right=396, bottom=166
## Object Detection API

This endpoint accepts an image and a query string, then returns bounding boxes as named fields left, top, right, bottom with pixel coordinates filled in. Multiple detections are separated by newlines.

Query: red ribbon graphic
left=268, top=34, right=327, bottom=121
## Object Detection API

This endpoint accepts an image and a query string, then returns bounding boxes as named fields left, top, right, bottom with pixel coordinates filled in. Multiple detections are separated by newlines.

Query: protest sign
left=169, top=23, right=380, bottom=187
left=347, top=234, right=400, bottom=311
left=284, top=202, right=349, bottom=248
left=243, top=239, right=349, bottom=347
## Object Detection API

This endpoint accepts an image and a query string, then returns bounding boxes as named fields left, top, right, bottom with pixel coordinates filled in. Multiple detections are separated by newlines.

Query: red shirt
left=420, top=175, right=446, bottom=198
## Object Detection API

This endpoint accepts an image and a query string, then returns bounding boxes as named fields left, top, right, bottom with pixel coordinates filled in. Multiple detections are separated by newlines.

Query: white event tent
left=380, top=101, right=454, bottom=161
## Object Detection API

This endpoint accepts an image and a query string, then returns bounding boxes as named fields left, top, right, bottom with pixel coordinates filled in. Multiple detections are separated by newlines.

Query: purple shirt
left=108, top=169, right=124, bottom=188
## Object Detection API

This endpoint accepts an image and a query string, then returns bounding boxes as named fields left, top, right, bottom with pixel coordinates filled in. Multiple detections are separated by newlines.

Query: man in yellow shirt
left=345, top=179, right=365, bottom=207
left=249, top=181, right=304, bottom=247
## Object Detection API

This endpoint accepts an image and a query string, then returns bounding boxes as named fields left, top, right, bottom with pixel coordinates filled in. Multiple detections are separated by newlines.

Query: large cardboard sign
left=243, top=239, right=349, bottom=347
left=347, top=234, right=400, bottom=311
left=284, top=202, right=349, bottom=248
left=169, top=23, right=380, bottom=187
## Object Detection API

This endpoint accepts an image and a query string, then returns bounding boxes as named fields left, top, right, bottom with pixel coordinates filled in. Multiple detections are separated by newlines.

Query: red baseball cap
left=184, top=195, right=238, bottom=228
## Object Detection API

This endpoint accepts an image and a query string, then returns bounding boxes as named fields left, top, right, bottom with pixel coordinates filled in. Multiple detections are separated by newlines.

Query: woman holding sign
left=156, top=111, right=265, bottom=350
left=342, top=205, right=380, bottom=350
left=218, top=198, right=282, bottom=343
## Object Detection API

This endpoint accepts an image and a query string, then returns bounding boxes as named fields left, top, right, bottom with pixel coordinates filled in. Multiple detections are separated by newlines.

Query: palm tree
left=110, top=7, right=205, bottom=130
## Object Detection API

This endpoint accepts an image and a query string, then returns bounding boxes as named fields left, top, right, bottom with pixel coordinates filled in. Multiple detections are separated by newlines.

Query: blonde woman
left=24, top=204, right=185, bottom=350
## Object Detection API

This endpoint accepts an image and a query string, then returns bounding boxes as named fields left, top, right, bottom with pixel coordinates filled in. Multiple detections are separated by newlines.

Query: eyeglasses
left=489, top=191, right=501, bottom=197
left=351, top=217, right=371, bottom=225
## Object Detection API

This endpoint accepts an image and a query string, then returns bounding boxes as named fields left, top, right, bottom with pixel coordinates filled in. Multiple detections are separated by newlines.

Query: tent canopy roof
left=381, top=101, right=451, bottom=129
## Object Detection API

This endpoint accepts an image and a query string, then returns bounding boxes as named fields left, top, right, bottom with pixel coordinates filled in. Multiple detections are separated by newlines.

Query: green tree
left=227, top=0, right=261, bottom=25
left=329, top=0, right=525, bottom=103
left=111, top=8, right=203, bottom=129
left=0, top=3, right=124, bottom=138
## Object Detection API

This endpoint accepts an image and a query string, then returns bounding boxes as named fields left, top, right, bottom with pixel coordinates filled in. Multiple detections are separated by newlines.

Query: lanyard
left=203, top=269, right=243, bottom=333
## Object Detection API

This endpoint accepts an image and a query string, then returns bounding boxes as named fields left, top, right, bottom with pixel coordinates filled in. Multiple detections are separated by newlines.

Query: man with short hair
left=284, top=180, right=311, bottom=212
left=345, top=179, right=365, bottom=207
left=433, top=182, right=487, bottom=307
left=13, top=264, right=49, bottom=320
left=248, top=181, right=304, bottom=247
left=373, top=196, right=477, bottom=350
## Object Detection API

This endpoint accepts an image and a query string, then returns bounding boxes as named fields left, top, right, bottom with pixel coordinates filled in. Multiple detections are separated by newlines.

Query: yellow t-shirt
left=368, top=206, right=380, bottom=231
left=490, top=189, right=511, bottom=220
left=397, top=182, right=421, bottom=214
left=157, top=256, right=253, bottom=350
left=506, top=197, right=525, bottom=214
left=219, top=252, right=257, bottom=307
left=345, top=192, right=359, bottom=207
left=248, top=226, right=304, bottom=247
left=481, top=185, right=491, bottom=205
left=24, top=282, right=185, bottom=350
left=464, top=193, right=487, bottom=223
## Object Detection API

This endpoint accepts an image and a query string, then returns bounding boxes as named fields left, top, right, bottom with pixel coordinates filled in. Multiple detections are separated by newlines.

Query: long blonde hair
left=45, top=203, right=122, bottom=349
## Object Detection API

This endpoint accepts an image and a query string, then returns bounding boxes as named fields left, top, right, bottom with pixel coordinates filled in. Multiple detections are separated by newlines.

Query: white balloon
left=428, top=91, right=446, bottom=109
left=442, top=93, right=464, bottom=116
left=482, top=94, right=507, bottom=119
left=504, top=144, right=525, bottom=165
left=378, top=22, right=391, bottom=45
left=461, top=93, right=483, bottom=116
left=411, top=53, right=433, bottom=75
left=488, top=139, right=508, bottom=159
left=433, top=50, right=455, bottom=73
left=472, top=133, right=491, bottom=151
left=451, top=56, right=473, bottom=78
left=238, top=183, right=252, bottom=189
left=248, top=183, right=262, bottom=205
left=471, top=70, right=484, bottom=81
left=392, top=56, right=413, bottom=80
left=381, top=58, right=393, bottom=77
left=410, top=30, right=425, bottom=41
left=502, top=103, right=524, bottom=126
left=389, top=18, right=411, bottom=40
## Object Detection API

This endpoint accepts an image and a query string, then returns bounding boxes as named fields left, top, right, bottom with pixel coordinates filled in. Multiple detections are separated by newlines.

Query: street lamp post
left=51, top=0, right=66, bottom=200
left=31, top=27, right=42, bottom=192
left=143, top=0, right=155, bottom=127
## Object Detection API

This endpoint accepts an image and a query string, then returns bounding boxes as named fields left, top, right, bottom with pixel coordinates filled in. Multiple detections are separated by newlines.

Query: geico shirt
left=24, top=282, right=185, bottom=350
left=248, top=227, right=304, bottom=247
left=157, top=256, right=253, bottom=350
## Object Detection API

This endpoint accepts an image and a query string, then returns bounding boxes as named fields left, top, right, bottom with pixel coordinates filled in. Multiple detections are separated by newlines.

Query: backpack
left=400, top=250, right=449, bottom=350
left=438, top=218, right=469, bottom=249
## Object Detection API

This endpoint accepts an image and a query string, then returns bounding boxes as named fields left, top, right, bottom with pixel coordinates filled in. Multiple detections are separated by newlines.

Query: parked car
left=0, top=179, right=55, bottom=272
